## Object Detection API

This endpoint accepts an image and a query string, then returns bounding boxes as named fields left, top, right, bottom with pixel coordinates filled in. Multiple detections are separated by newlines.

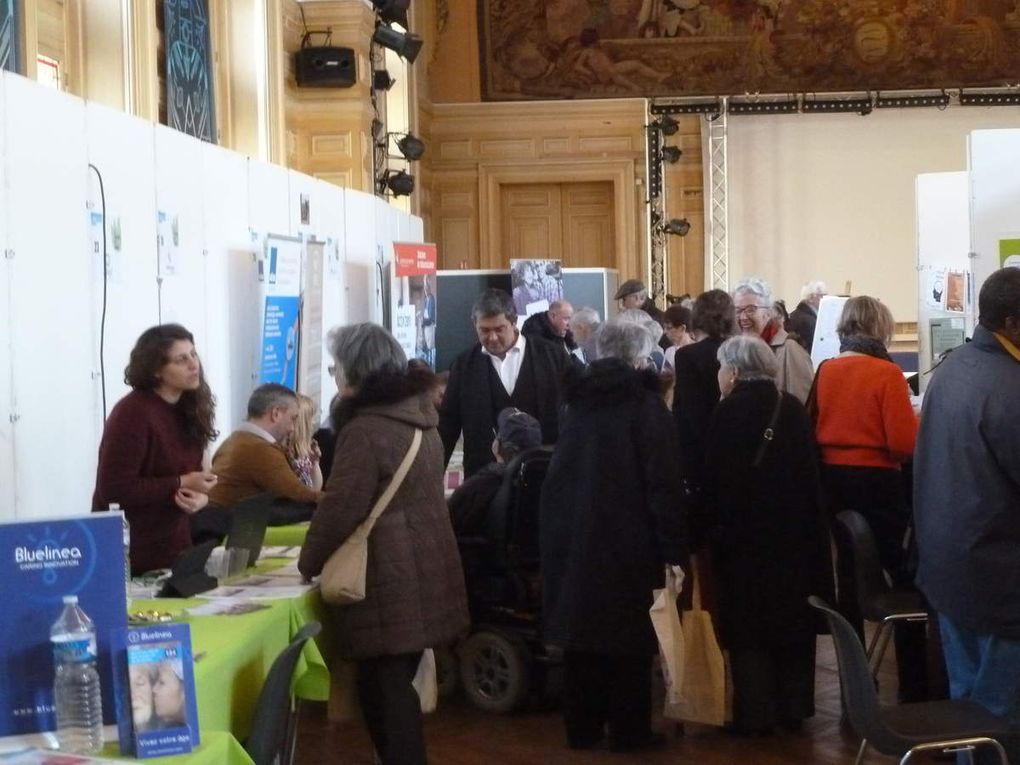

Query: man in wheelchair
left=448, top=407, right=542, bottom=537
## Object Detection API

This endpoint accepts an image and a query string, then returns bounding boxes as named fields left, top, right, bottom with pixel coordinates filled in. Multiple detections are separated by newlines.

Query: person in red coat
left=813, top=295, right=926, bottom=701
left=92, top=324, right=218, bottom=574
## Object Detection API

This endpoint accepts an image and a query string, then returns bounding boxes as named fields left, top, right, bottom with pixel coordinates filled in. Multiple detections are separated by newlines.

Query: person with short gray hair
left=570, top=307, right=602, bottom=364
left=716, top=334, right=779, bottom=385
left=521, top=299, right=577, bottom=355
left=439, top=288, right=568, bottom=477
left=326, top=322, right=407, bottom=393
left=732, top=276, right=813, bottom=403
left=617, top=309, right=666, bottom=370
left=596, top=319, right=655, bottom=368
left=541, top=312, right=686, bottom=752
left=246, top=383, right=298, bottom=419
left=787, top=280, right=827, bottom=352
left=703, top=333, right=830, bottom=735
left=300, top=321, right=468, bottom=765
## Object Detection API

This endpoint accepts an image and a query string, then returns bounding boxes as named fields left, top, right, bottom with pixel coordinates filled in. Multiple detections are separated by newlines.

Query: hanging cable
left=88, top=163, right=109, bottom=420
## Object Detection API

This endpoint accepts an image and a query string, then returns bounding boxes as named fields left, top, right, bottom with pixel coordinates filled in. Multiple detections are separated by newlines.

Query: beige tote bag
left=319, top=428, right=422, bottom=605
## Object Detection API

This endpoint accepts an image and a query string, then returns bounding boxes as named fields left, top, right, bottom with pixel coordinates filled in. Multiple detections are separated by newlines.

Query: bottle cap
left=62, top=595, right=78, bottom=604
left=109, top=503, right=121, bottom=511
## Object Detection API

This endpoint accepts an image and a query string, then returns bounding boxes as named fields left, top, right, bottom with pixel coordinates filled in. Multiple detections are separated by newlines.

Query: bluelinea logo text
left=14, top=544, right=83, bottom=563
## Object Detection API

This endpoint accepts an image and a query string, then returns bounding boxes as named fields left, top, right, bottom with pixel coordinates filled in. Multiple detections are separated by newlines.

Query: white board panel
left=344, top=190, right=381, bottom=324
left=154, top=125, right=208, bottom=339
left=915, top=172, right=971, bottom=391
left=968, top=129, right=1020, bottom=295
left=0, top=74, right=12, bottom=519
left=201, top=143, right=254, bottom=444
left=248, top=159, right=291, bottom=240
left=310, top=180, right=345, bottom=415
left=5, top=76, right=94, bottom=519
left=85, top=101, right=160, bottom=416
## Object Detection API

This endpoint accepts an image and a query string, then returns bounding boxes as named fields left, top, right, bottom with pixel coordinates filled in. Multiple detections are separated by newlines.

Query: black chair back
left=485, top=446, right=553, bottom=569
left=834, top=510, right=892, bottom=621
left=244, top=621, right=322, bottom=765
left=808, top=597, right=900, bottom=754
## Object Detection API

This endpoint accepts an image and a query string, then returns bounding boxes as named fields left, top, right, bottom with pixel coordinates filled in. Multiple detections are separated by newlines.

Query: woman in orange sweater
left=813, top=295, right=926, bottom=701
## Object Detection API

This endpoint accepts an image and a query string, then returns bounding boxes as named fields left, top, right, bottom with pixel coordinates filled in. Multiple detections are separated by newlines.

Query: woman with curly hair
left=93, top=324, right=218, bottom=574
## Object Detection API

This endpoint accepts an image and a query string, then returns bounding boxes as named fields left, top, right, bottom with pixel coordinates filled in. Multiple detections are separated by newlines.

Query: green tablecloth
left=131, top=582, right=328, bottom=743
left=263, top=523, right=309, bottom=547
left=102, top=730, right=254, bottom=764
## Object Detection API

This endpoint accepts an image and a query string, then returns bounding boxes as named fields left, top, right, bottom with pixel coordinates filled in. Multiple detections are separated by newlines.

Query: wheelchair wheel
left=458, top=630, right=531, bottom=713
left=434, top=645, right=460, bottom=700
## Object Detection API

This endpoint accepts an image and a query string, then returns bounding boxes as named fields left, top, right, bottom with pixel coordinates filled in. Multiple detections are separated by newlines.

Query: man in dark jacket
left=520, top=300, right=577, bottom=355
left=914, top=267, right=1020, bottom=763
left=439, top=289, right=568, bottom=477
left=785, top=280, right=826, bottom=352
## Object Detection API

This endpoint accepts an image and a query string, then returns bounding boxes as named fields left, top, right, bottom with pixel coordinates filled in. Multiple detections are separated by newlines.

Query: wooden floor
left=293, top=634, right=949, bottom=764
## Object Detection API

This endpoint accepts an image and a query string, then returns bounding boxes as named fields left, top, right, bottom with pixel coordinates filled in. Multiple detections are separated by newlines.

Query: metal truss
left=703, top=97, right=729, bottom=290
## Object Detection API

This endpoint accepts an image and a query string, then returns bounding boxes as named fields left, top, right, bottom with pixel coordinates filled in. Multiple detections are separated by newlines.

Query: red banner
left=393, top=242, right=438, bottom=277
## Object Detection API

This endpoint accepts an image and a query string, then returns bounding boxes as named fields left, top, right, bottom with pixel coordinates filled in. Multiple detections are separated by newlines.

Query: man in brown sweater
left=208, top=383, right=323, bottom=511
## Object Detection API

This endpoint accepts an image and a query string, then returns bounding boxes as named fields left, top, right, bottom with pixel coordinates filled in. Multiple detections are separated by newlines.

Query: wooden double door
left=497, top=181, right=616, bottom=269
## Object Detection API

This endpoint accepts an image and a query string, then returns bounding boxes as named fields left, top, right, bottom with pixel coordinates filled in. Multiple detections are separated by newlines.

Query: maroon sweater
left=92, top=390, right=204, bottom=574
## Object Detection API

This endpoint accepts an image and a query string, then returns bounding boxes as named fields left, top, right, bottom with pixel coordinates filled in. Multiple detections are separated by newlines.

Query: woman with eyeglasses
left=731, top=277, right=814, bottom=403
left=93, top=324, right=218, bottom=574
left=702, top=334, right=831, bottom=736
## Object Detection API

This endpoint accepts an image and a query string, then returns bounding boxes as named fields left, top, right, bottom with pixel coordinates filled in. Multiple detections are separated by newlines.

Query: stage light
left=373, top=24, right=423, bottom=63
left=396, top=134, right=425, bottom=161
left=661, top=146, right=682, bottom=164
left=380, top=169, right=415, bottom=197
left=802, top=96, right=872, bottom=115
left=654, top=100, right=722, bottom=116
left=959, top=90, right=1020, bottom=106
left=875, top=91, right=950, bottom=109
left=655, top=114, right=679, bottom=136
left=373, top=70, right=396, bottom=91
left=662, top=218, right=691, bottom=236
left=728, top=98, right=799, bottom=115
left=371, top=0, right=410, bottom=29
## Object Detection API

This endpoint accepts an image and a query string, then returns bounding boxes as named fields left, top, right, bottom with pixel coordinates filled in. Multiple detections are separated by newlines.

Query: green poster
left=999, top=238, right=1020, bottom=268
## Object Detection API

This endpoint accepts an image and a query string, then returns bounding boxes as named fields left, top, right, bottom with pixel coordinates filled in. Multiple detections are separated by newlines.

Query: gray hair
left=570, top=306, right=601, bottom=329
left=618, top=308, right=664, bottom=344
left=247, top=383, right=297, bottom=418
left=472, top=288, right=517, bottom=324
left=597, top=319, right=654, bottom=365
left=326, top=323, right=406, bottom=390
left=716, top=335, right=778, bottom=381
left=732, top=276, right=772, bottom=306
left=801, top=280, right=827, bottom=300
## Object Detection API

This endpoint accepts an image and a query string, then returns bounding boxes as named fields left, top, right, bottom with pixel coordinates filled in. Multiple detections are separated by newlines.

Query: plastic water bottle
left=51, top=595, right=104, bottom=754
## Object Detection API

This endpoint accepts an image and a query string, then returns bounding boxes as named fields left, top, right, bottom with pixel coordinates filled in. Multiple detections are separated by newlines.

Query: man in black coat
left=520, top=300, right=577, bottom=355
left=785, top=280, right=826, bottom=352
left=439, top=289, right=568, bottom=477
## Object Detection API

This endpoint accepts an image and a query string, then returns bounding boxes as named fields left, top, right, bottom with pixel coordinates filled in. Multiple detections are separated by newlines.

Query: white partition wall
left=968, top=129, right=1020, bottom=294
left=0, top=70, right=422, bottom=521
left=4, top=76, right=96, bottom=517
left=915, top=172, right=971, bottom=392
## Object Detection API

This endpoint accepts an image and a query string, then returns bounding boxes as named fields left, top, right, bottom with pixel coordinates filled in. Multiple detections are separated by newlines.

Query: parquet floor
left=293, top=633, right=950, bottom=764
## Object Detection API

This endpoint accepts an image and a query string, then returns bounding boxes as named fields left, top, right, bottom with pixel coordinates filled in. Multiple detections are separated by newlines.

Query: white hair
left=731, top=276, right=772, bottom=306
left=617, top=308, right=664, bottom=343
left=801, top=280, right=827, bottom=300
left=597, top=320, right=654, bottom=365
left=570, top=306, right=601, bottom=329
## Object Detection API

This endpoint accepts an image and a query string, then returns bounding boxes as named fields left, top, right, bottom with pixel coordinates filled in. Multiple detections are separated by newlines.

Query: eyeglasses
left=328, top=364, right=338, bottom=377
left=734, top=305, right=767, bottom=317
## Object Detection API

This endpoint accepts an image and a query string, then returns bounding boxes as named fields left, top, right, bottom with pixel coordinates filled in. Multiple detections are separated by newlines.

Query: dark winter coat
left=520, top=311, right=577, bottom=353
left=915, top=325, right=1020, bottom=638
left=786, top=300, right=818, bottom=352
left=702, top=379, right=832, bottom=649
left=439, top=336, right=568, bottom=477
left=298, top=371, right=469, bottom=661
left=540, top=358, right=688, bottom=656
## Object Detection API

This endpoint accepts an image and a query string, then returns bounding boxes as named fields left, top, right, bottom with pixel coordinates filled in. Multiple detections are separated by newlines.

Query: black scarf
left=838, top=334, right=892, bottom=362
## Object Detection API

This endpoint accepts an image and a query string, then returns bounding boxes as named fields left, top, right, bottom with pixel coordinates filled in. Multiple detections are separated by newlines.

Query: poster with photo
left=510, top=259, right=564, bottom=317
left=156, top=210, right=178, bottom=277
left=392, top=243, right=438, bottom=369
left=945, top=270, right=966, bottom=313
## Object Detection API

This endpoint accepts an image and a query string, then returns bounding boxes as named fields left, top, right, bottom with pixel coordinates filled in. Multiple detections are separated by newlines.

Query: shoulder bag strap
left=352, top=428, right=423, bottom=540
left=751, top=389, right=784, bottom=469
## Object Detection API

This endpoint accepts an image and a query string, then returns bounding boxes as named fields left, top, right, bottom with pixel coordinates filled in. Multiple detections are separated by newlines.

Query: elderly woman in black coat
left=702, top=334, right=831, bottom=736
left=540, top=320, right=687, bottom=752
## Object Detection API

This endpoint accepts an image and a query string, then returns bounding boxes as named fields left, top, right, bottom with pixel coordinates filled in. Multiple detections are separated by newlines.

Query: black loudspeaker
left=295, top=46, right=356, bottom=88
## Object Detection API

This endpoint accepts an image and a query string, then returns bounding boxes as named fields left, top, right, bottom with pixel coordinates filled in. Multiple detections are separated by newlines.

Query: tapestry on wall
left=0, top=0, right=17, bottom=74
left=164, top=0, right=216, bottom=142
left=479, top=0, right=1020, bottom=101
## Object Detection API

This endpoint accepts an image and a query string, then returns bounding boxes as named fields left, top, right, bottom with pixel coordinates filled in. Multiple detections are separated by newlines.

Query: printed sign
left=0, top=514, right=127, bottom=735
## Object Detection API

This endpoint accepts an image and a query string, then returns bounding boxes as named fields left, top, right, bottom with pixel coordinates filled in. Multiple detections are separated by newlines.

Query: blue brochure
left=0, top=513, right=127, bottom=736
left=110, top=623, right=200, bottom=758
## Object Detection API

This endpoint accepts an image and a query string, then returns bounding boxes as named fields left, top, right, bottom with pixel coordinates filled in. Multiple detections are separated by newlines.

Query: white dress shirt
left=237, top=420, right=277, bottom=443
left=482, top=331, right=527, bottom=396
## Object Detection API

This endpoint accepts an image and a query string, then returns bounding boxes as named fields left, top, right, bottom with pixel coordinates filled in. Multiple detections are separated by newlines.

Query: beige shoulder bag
left=320, top=428, right=422, bottom=605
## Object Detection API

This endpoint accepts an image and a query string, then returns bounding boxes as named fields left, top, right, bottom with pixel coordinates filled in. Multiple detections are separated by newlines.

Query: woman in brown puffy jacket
left=298, top=323, right=469, bottom=765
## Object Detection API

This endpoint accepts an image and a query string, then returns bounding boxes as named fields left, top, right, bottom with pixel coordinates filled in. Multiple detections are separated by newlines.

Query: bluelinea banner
left=0, top=514, right=127, bottom=735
